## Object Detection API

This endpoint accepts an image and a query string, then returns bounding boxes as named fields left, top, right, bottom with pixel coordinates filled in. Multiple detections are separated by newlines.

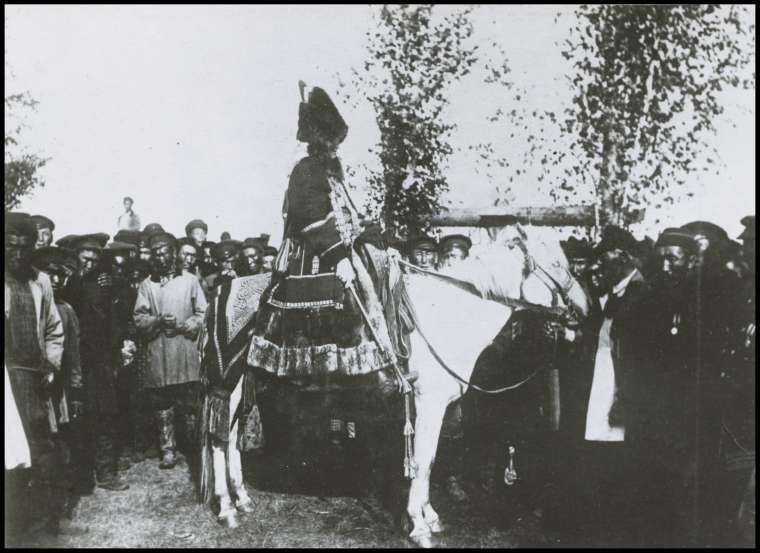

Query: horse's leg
left=227, top=375, right=253, bottom=513
left=406, top=390, right=450, bottom=548
left=212, top=441, right=238, bottom=528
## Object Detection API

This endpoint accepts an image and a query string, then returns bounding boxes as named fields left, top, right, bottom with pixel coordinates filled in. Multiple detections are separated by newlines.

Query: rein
left=399, top=259, right=553, bottom=394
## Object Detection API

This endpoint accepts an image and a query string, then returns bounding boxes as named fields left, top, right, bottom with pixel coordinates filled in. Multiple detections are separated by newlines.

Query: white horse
left=201, top=225, right=590, bottom=544
left=401, top=225, right=589, bottom=547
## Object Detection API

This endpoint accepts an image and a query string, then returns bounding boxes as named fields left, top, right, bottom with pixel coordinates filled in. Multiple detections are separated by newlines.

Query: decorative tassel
left=199, top=395, right=214, bottom=504
left=504, top=445, right=518, bottom=486
left=274, top=237, right=292, bottom=274
left=402, top=390, right=417, bottom=479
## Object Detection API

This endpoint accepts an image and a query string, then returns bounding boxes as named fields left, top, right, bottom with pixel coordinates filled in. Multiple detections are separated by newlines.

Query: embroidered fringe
left=248, top=334, right=390, bottom=377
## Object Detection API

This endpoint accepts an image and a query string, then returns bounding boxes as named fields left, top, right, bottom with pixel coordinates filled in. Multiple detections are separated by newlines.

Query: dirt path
left=15, top=454, right=559, bottom=548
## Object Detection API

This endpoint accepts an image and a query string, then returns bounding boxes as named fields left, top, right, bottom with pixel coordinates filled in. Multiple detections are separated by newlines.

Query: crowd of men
left=5, top=200, right=278, bottom=541
left=4, top=196, right=755, bottom=547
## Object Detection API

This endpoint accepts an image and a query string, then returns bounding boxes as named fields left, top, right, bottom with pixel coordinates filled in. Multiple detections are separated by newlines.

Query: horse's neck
left=405, top=273, right=512, bottom=395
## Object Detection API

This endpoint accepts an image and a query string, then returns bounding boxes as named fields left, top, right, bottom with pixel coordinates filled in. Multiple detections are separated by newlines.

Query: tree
left=481, top=4, right=755, bottom=230
left=5, top=91, right=49, bottom=211
left=338, top=5, right=479, bottom=238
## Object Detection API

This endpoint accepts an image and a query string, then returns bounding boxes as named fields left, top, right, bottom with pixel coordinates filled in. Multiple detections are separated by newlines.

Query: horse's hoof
left=427, top=517, right=445, bottom=534
left=218, top=511, right=239, bottom=529
left=409, top=532, right=436, bottom=549
left=236, top=498, right=255, bottom=514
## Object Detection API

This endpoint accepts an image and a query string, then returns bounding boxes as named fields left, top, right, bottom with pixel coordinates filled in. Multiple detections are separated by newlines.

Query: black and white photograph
left=4, top=4, right=755, bottom=548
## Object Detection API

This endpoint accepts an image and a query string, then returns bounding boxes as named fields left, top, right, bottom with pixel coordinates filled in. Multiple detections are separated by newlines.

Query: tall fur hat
left=296, top=83, right=348, bottom=146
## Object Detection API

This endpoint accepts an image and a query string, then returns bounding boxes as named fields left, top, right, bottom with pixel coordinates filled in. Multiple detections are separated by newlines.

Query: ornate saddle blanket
left=201, top=273, right=271, bottom=441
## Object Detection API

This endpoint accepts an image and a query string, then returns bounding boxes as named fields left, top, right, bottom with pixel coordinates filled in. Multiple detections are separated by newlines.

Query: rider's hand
left=387, top=247, right=401, bottom=261
left=336, top=258, right=355, bottom=288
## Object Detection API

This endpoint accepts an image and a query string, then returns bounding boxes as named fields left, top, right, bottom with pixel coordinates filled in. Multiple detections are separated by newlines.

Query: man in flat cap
left=624, top=227, right=731, bottom=546
left=4, top=213, right=68, bottom=538
left=185, top=219, right=209, bottom=249
left=134, top=232, right=208, bottom=470
left=438, top=234, right=471, bottom=271
left=559, top=225, right=650, bottom=543
left=62, top=233, right=129, bottom=492
left=260, top=245, right=278, bottom=274
left=31, top=214, right=55, bottom=249
left=202, top=239, right=242, bottom=296
left=408, top=235, right=439, bottom=270
left=142, top=222, right=165, bottom=237
left=238, top=237, right=264, bottom=277
left=114, top=230, right=143, bottom=262
left=104, top=242, right=141, bottom=469
left=117, top=197, right=141, bottom=232
left=30, top=246, right=89, bottom=530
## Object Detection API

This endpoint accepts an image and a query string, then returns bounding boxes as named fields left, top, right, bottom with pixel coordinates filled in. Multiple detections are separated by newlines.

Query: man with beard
left=30, top=215, right=55, bottom=249
left=4, top=213, right=67, bottom=539
left=134, top=232, right=207, bottom=469
left=63, top=233, right=129, bottom=492
left=29, top=246, right=89, bottom=532
left=625, top=227, right=729, bottom=546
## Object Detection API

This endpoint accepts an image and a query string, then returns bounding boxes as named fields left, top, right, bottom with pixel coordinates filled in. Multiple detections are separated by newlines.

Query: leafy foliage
left=5, top=91, right=49, bottom=211
left=339, top=5, right=478, bottom=238
left=481, top=4, right=755, bottom=229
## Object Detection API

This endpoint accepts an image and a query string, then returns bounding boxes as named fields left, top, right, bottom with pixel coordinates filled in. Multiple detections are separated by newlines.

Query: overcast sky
left=5, top=5, right=755, bottom=243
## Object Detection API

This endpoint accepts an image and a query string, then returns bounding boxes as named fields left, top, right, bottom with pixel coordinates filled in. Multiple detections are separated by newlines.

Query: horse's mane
left=441, top=225, right=574, bottom=304
left=440, top=236, right=525, bottom=302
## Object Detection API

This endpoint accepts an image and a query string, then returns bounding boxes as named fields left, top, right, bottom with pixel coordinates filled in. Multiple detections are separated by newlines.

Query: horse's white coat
left=211, top=375, right=252, bottom=527
left=203, top=226, right=584, bottom=546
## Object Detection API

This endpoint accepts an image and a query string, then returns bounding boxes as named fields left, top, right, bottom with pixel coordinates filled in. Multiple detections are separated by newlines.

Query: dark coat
left=62, top=274, right=118, bottom=415
left=559, top=270, right=651, bottom=443
left=624, top=274, right=730, bottom=471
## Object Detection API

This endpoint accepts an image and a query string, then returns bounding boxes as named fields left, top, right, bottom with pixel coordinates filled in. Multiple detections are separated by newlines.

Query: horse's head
left=482, top=225, right=590, bottom=320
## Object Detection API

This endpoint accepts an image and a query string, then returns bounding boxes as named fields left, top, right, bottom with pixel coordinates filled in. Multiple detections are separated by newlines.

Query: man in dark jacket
left=62, top=234, right=129, bottom=492
left=553, top=226, right=650, bottom=544
left=625, top=227, right=730, bottom=546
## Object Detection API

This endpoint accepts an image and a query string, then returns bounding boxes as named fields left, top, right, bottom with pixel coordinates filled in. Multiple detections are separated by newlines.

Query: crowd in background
left=4, top=196, right=755, bottom=547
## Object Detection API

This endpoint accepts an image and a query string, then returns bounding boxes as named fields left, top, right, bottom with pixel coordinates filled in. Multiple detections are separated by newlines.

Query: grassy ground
left=9, top=451, right=561, bottom=549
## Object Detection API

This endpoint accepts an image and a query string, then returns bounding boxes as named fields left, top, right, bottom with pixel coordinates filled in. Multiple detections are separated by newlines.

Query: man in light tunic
left=134, top=231, right=207, bottom=469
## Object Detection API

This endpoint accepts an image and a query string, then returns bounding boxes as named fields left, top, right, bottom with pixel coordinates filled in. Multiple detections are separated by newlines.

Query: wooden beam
left=430, top=205, right=644, bottom=228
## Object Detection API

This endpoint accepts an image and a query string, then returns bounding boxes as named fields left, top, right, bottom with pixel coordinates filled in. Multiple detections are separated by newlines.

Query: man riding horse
left=199, top=82, right=412, bottom=527
left=246, top=82, right=406, bottom=385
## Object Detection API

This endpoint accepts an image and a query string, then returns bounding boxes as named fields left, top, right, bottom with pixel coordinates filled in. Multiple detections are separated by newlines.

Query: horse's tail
left=198, top=393, right=214, bottom=505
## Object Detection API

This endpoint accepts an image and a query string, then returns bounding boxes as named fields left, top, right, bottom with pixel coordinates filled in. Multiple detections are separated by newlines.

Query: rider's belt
left=268, top=273, right=345, bottom=310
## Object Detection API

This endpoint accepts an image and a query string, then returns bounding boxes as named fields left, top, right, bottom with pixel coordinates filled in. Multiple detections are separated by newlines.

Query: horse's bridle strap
left=399, top=269, right=547, bottom=395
